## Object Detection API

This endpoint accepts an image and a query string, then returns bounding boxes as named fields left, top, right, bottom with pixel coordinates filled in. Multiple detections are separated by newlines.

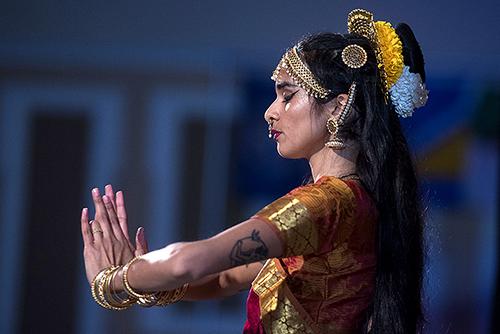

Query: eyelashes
left=282, top=90, right=299, bottom=103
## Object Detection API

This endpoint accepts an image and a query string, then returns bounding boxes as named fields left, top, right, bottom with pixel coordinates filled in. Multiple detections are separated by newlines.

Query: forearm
left=112, top=218, right=281, bottom=293
left=113, top=242, right=197, bottom=293
left=183, top=262, right=263, bottom=301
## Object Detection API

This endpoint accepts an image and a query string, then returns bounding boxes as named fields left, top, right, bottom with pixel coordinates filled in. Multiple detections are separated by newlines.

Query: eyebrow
left=275, top=81, right=298, bottom=90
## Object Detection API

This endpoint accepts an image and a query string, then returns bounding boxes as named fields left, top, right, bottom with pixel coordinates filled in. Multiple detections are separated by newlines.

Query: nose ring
left=267, top=121, right=273, bottom=139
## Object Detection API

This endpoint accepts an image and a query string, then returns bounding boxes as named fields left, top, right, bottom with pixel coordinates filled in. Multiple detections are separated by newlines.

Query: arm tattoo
left=229, top=229, right=269, bottom=267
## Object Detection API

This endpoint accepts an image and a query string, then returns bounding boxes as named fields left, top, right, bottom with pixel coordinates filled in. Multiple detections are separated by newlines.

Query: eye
left=282, top=90, right=299, bottom=103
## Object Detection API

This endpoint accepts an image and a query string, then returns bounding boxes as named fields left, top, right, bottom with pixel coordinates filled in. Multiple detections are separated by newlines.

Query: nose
left=264, top=100, right=279, bottom=125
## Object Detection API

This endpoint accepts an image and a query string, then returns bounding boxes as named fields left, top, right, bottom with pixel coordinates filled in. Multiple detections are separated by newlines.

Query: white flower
left=389, top=66, right=429, bottom=118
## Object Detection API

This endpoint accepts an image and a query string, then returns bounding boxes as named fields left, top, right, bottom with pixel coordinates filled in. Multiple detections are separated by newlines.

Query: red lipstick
left=271, top=129, right=282, bottom=140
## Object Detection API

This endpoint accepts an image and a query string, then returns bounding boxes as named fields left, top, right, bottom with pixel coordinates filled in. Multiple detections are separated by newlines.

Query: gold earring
left=325, top=117, right=345, bottom=150
left=324, top=82, right=357, bottom=150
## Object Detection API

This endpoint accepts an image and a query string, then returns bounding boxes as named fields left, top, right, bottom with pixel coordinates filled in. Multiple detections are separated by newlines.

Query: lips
left=271, top=129, right=282, bottom=140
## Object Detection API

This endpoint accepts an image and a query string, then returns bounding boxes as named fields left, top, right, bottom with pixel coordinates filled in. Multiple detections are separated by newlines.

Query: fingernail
left=89, top=220, right=94, bottom=225
left=92, top=188, right=100, bottom=196
left=102, top=195, right=109, bottom=203
left=82, top=208, right=88, bottom=215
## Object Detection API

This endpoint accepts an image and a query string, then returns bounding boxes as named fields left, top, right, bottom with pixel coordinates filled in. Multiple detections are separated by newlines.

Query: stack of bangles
left=91, top=256, right=189, bottom=310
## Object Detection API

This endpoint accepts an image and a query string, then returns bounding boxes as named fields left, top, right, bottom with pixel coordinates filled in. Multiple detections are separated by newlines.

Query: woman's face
left=264, top=70, right=331, bottom=160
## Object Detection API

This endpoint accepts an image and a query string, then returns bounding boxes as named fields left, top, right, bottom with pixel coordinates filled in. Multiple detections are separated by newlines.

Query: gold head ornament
left=341, top=44, right=368, bottom=69
left=271, top=46, right=331, bottom=99
left=347, top=8, right=404, bottom=98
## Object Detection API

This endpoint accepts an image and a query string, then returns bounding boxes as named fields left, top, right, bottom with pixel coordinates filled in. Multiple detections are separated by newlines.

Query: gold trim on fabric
left=252, top=259, right=287, bottom=316
left=252, top=259, right=317, bottom=334
left=250, top=178, right=370, bottom=334
left=252, top=177, right=356, bottom=257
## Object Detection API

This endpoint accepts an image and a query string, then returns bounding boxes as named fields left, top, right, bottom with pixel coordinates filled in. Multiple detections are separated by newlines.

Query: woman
left=81, top=8, right=428, bottom=333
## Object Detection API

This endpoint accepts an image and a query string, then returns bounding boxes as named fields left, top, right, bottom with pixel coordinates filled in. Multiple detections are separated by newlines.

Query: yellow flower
left=374, top=21, right=404, bottom=90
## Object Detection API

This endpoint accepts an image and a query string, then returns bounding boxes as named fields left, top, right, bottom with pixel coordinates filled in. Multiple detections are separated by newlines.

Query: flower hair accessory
left=389, top=66, right=429, bottom=117
left=347, top=9, right=404, bottom=98
left=348, top=8, right=427, bottom=116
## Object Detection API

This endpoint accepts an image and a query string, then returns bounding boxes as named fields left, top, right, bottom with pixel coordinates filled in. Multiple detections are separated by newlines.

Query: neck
left=308, top=140, right=359, bottom=183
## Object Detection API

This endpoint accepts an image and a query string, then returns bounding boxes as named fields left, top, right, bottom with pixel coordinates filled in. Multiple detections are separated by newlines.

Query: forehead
left=272, top=69, right=297, bottom=89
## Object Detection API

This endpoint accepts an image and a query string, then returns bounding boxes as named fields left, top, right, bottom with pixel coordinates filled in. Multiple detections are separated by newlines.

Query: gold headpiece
left=347, top=9, right=404, bottom=98
left=341, top=44, right=367, bottom=68
left=271, top=46, right=331, bottom=99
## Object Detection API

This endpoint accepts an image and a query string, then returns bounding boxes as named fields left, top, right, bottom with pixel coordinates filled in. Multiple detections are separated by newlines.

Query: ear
left=324, top=93, right=349, bottom=117
left=336, top=93, right=349, bottom=107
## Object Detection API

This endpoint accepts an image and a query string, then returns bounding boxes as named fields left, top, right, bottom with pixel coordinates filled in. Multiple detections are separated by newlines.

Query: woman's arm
left=113, top=218, right=282, bottom=292
left=183, top=262, right=264, bottom=301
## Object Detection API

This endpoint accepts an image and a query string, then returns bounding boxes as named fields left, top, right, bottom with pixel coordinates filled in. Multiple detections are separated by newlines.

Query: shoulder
left=291, top=176, right=355, bottom=200
left=288, top=176, right=356, bottom=217
left=254, top=177, right=356, bottom=222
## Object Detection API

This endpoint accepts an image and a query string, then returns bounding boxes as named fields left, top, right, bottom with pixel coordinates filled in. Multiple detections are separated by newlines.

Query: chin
left=276, top=144, right=303, bottom=159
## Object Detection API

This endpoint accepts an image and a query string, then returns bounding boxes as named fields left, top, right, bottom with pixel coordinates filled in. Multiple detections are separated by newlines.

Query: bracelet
left=91, top=266, right=136, bottom=310
left=91, top=268, right=114, bottom=309
left=104, top=266, right=136, bottom=309
left=156, top=283, right=189, bottom=306
left=93, top=266, right=126, bottom=310
left=120, top=256, right=190, bottom=308
left=122, top=256, right=160, bottom=307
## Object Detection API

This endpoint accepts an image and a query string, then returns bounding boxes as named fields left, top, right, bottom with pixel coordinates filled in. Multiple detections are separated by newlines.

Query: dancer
left=81, top=8, right=428, bottom=333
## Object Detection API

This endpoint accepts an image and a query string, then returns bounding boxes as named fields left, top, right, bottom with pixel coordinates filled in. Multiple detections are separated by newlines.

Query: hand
left=103, top=185, right=148, bottom=257
left=80, top=186, right=148, bottom=286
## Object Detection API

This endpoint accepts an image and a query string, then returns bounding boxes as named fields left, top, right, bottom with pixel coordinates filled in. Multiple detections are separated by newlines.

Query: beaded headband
left=271, top=46, right=331, bottom=99
left=271, top=44, right=367, bottom=98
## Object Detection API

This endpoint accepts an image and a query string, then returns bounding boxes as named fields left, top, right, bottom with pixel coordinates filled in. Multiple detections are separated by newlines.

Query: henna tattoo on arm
left=229, top=230, right=269, bottom=267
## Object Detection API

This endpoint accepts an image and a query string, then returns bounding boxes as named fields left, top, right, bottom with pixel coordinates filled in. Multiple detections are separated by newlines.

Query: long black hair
left=298, top=24, right=426, bottom=333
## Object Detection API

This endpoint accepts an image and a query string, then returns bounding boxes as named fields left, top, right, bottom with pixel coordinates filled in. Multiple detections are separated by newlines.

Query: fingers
left=81, top=208, right=93, bottom=246
left=134, top=227, right=149, bottom=256
left=102, top=194, right=125, bottom=240
left=104, top=184, right=116, bottom=210
left=89, top=220, right=103, bottom=243
left=92, top=188, right=114, bottom=239
left=116, top=191, right=130, bottom=242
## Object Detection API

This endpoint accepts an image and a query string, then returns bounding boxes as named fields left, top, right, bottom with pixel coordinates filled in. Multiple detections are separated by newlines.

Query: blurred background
left=0, top=1, right=498, bottom=333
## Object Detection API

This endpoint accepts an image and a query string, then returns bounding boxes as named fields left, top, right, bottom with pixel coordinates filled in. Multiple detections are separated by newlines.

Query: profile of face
left=264, top=70, right=345, bottom=160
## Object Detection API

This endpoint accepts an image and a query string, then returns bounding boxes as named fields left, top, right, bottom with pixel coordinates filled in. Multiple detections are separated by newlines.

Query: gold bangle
left=98, top=266, right=128, bottom=311
left=103, top=266, right=135, bottom=310
left=156, top=283, right=189, bottom=307
left=92, top=266, right=121, bottom=310
left=155, top=290, right=175, bottom=306
left=122, top=256, right=158, bottom=306
left=121, top=256, right=189, bottom=307
left=91, top=268, right=112, bottom=309
left=91, top=266, right=136, bottom=310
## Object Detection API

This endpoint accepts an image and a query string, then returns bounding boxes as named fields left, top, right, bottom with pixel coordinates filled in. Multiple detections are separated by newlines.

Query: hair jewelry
left=271, top=46, right=331, bottom=99
left=347, top=9, right=404, bottom=99
left=342, top=44, right=367, bottom=69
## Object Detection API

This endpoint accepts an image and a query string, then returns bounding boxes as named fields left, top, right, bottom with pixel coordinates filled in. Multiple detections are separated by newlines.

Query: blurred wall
left=0, top=1, right=498, bottom=333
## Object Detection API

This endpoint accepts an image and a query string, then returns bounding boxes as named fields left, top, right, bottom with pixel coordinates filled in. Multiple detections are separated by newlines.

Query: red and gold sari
left=243, top=176, right=378, bottom=334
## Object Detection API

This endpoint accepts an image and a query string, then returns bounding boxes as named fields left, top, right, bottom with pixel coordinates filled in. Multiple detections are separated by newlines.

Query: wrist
left=112, top=266, right=125, bottom=293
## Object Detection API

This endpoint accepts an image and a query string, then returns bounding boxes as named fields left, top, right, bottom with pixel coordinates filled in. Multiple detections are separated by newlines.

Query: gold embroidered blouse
left=250, top=176, right=378, bottom=334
